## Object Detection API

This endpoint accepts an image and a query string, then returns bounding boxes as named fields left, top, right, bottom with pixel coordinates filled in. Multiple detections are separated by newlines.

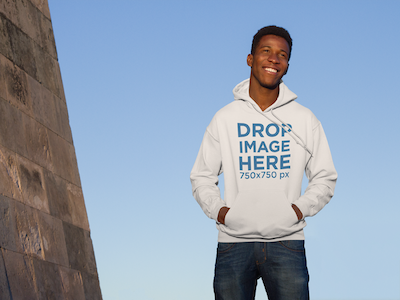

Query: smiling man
left=190, top=26, right=337, bottom=300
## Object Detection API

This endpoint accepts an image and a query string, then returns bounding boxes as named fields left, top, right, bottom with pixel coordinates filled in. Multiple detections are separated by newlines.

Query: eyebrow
left=260, top=45, right=288, bottom=55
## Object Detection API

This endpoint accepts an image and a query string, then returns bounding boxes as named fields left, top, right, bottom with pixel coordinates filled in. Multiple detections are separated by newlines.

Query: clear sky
left=48, top=1, right=400, bottom=299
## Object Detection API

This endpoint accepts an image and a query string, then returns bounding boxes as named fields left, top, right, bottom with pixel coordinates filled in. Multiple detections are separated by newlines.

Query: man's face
left=247, top=34, right=290, bottom=90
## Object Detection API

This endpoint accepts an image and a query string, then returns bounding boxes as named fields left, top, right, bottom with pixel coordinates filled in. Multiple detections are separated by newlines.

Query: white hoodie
left=190, top=79, right=337, bottom=243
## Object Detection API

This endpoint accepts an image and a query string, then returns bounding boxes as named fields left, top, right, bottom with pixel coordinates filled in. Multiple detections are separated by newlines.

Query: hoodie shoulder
left=285, top=101, right=321, bottom=128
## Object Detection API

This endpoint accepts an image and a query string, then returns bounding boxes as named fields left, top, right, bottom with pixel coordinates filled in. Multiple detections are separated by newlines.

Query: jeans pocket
left=217, top=243, right=236, bottom=253
left=278, top=240, right=305, bottom=252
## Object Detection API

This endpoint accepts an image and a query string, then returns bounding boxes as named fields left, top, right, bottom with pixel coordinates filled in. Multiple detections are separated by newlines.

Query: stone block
left=54, top=61, right=65, bottom=101
left=0, top=55, right=9, bottom=101
left=3, top=59, right=33, bottom=116
left=0, top=0, right=19, bottom=28
left=29, top=73, right=52, bottom=127
left=0, top=143, right=23, bottom=202
left=59, top=266, right=86, bottom=300
left=29, top=74, right=72, bottom=143
left=55, top=59, right=66, bottom=102
left=48, top=130, right=81, bottom=186
left=44, top=169, right=89, bottom=231
left=15, top=0, right=41, bottom=45
left=6, top=17, right=38, bottom=80
left=0, top=195, right=17, bottom=251
left=13, top=201, right=44, bottom=259
left=63, top=222, right=97, bottom=276
left=81, top=271, right=102, bottom=300
left=24, top=116, right=52, bottom=171
left=1, top=0, right=51, bottom=56
left=68, top=182, right=89, bottom=230
left=0, top=249, right=12, bottom=300
left=0, top=15, right=12, bottom=61
left=36, top=210, right=68, bottom=266
left=30, top=0, right=51, bottom=20
left=43, top=169, right=70, bottom=220
left=0, top=98, right=29, bottom=157
left=54, top=94, right=73, bottom=142
left=2, top=193, right=69, bottom=266
left=16, top=155, right=49, bottom=213
left=2, top=249, right=39, bottom=300
left=32, top=258, right=65, bottom=300
left=33, top=42, right=61, bottom=98
left=39, top=10, right=57, bottom=59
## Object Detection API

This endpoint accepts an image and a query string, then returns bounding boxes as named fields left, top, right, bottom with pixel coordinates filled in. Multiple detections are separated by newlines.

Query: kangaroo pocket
left=221, top=189, right=304, bottom=239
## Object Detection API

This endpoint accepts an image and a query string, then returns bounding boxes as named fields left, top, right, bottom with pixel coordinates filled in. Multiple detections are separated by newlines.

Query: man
left=190, top=26, right=337, bottom=300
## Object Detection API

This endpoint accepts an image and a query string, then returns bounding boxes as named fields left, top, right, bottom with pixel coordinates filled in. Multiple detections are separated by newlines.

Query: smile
left=264, top=68, right=278, bottom=73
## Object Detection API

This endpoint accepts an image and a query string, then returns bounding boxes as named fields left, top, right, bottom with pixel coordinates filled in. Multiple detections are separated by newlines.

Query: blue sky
left=48, top=1, right=400, bottom=299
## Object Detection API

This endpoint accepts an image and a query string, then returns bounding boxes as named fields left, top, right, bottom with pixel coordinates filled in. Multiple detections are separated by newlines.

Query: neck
left=248, top=77, right=280, bottom=111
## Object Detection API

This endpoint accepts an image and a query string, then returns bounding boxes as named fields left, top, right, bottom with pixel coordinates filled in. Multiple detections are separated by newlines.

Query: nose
left=268, top=52, right=279, bottom=64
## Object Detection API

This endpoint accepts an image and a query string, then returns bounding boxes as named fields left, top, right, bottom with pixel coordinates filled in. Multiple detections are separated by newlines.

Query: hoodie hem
left=217, top=229, right=305, bottom=243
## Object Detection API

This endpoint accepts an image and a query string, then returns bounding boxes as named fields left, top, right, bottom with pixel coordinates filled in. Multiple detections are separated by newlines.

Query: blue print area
left=238, top=123, right=292, bottom=178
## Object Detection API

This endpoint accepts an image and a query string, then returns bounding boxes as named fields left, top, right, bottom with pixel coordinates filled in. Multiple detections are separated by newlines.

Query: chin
left=260, top=82, right=280, bottom=90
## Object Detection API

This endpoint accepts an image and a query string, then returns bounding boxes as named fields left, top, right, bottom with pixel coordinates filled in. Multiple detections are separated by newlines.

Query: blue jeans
left=214, top=241, right=309, bottom=300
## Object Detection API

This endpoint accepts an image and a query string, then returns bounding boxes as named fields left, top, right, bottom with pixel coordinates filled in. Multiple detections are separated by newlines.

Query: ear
left=284, top=63, right=289, bottom=75
left=247, top=54, right=253, bottom=67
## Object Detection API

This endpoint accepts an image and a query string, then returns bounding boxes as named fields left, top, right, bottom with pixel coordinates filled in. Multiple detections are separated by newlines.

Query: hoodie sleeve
left=190, top=128, right=226, bottom=222
left=294, top=122, right=337, bottom=218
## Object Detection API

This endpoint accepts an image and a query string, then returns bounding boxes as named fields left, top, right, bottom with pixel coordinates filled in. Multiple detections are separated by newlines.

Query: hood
left=233, top=78, right=297, bottom=111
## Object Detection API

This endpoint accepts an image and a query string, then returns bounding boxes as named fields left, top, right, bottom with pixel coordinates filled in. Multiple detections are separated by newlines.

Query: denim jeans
left=214, top=241, right=309, bottom=300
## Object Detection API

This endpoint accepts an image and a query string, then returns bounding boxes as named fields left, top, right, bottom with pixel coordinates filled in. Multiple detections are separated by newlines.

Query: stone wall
left=0, top=0, right=102, bottom=298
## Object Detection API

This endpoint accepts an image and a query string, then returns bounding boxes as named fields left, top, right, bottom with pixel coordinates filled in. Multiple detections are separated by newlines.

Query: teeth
left=265, top=68, right=277, bottom=73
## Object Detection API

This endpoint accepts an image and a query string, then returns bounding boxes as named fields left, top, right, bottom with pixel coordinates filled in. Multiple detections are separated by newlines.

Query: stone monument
left=0, top=0, right=102, bottom=298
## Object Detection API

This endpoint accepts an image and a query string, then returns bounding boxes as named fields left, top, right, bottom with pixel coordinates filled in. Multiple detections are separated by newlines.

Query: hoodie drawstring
left=248, top=102, right=314, bottom=159
left=270, top=109, right=313, bottom=157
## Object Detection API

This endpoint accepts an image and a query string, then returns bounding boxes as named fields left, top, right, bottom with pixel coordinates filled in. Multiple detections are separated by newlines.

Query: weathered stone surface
left=29, top=74, right=72, bottom=143
left=2, top=249, right=39, bottom=300
left=39, top=10, right=57, bottom=59
left=2, top=194, right=69, bottom=266
left=59, top=266, right=86, bottom=300
left=24, top=115, right=52, bottom=171
left=63, top=222, right=97, bottom=276
left=30, top=0, right=51, bottom=21
left=13, top=201, right=44, bottom=259
left=17, top=155, right=49, bottom=213
left=43, top=169, right=70, bottom=219
left=81, top=271, right=102, bottom=300
left=37, top=210, right=68, bottom=266
left=33, top=258, right=64, bottom=300
left=48, top=129, right=81, bottom=186
left=0, top=55, right=8, bottom=101
left=0, top=196, right=17, bottom=251
left=0, top=0, right=19, bottom=29
left=3, top=59, right=33, bottom=116
left=33, top=42, right=62, bottom=98
left=0, top=249, right=12, bottom=300
left=15, top=0, right=41, bottom=45
left=68, top=182, right=89, bottom=230
left=6, top=17, right=38, bottom=80
left=44, top=169, right=89, bottom=230
left=54, top=94, right=73, bottom=142
left=0, top=98, right=29, bottom=157
left=0, top=15, right=12, bottom=61
left=0, top=1, right=102, bottom=298
left=55, top=58, right=66, bottom=103
left=29, top=72, right=52, bottom=125
left=0, top=143, right=23, bottom=202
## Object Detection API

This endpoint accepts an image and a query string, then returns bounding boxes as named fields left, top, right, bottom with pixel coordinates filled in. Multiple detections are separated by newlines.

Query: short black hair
left=251, top=26, right=292, bottom=60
